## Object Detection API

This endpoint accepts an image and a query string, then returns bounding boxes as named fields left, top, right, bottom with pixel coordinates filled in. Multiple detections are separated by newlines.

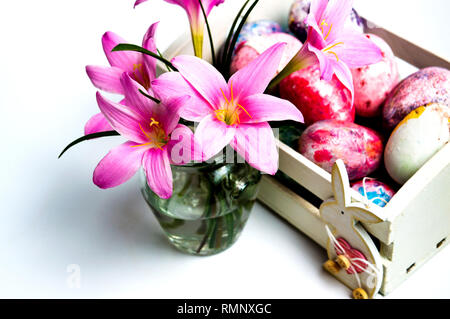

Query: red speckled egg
left=298, top=120, right=383, bottom=180
left=230, top=32, right=302, bottom=75
left=280, top=65, right=354, bottom=125
left=351, top=34, right=399, bottom=117
left=382, top=67, right=450, bottom=131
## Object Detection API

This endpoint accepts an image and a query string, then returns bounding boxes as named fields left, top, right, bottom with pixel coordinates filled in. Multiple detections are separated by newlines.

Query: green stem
left=225, top=213, right=235, bottom=247
left=191, top=27, right=204, bottom=59
left=157, top=48, right=171, bottom=72
left=139, top=89, right=160, bottom=104
left=112, top=44, right=178, bottom=72
left=209, top=219, right=219, bottom=249
left=224, top=0, right=260, bottom=78
left=58, top=131, right=120, bottom=158
left=199, top=0, right=216, bottom=66
left=221, top=0, right=251, bottom=70
left=268, top=45, right=317, bottom=90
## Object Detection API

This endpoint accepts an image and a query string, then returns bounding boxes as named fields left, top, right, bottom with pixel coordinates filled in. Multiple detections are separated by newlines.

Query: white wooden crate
left=161, top=0, right=450, bottom=297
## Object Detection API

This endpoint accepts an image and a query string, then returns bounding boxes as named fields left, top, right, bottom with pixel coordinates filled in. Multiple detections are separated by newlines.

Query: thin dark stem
left=224, top=0, right=260, bottom=79
left=199, top=0, right=216, bottom=66
left=157, top=48, right=171, bottom=72
left=58, top=131, right=120, bottom=158
left=112, top=44, right=178, bottom=72
left=221, top=0, right=250, bottom=70
left=139, top=89, right=161, bottom=104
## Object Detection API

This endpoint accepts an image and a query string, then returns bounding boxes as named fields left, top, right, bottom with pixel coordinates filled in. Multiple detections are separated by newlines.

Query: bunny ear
left=347, top=206, right=384, bottom=224
left=331, top=160, right=351, bottom=207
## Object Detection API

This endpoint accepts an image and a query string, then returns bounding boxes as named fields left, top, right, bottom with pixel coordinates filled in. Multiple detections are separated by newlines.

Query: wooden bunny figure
left=320, top=160, right=384, bottom=299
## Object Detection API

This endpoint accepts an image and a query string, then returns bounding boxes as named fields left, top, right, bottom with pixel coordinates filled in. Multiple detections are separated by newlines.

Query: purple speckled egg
left=382, top=67, right=450, bottom=131
left=233, top=20, right=282, bottom=54
left=288, top=0, right=364, bottom=42
left=352, top=34, right=399, bottom=118
left=231, top=32, right=302, bottom=75
left=298, top=120, right=384, bottom=180
left=351, top=179, right=396, bottom=207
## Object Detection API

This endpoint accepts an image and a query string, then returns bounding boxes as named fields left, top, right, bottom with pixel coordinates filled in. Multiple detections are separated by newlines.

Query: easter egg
left=298, top=120, right=383, bottom=180
left=288, top=0, right=364, bottom=42
left=230, top=32, right=302, bottom=75
left=384, top=103, right=450, bottom=184
left=233, top=20, right=282, bottom=54
left=382, top=67, right=450, bottom=131
left=351, top=179, right=396, bottom=207
left=280, top=65, right=354, bottom=125
left=351, top=34, right=399, bottom=117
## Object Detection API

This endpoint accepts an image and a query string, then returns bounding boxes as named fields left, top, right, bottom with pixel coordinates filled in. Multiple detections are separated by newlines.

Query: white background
left=0, top=0, right=449, bottom=298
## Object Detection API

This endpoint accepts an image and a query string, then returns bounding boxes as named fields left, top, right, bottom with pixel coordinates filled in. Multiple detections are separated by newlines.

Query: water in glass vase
left=141, top=160, right=262, bottom=256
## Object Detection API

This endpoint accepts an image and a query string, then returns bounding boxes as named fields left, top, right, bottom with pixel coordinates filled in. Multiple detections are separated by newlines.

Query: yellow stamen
left=131, top=142, right=153, bottom=148
left=237, top=104, right=252, bottom=119
left=220, top=88, right=229, bottom=104
left=149, top=117, right=159, bottom=127
left=327, top=51, right=339, bottom=62
left=324, top=23, right=333, bottom=40
left=320, top=19, right=328, bottom=34
left=133, top=120, right=167, bottom=150
left=322, top=42, right=344, bottom=62
left=230, top=81, right=235, bottom=105
left=139, top=123, right=152, bottom=139
left=320, top=20, right=333, bottom=41
left=214, top=82, right=252, bottom=126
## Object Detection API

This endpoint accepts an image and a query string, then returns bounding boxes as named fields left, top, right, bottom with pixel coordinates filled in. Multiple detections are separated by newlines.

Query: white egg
left=384, top=103, right=449, bottom=184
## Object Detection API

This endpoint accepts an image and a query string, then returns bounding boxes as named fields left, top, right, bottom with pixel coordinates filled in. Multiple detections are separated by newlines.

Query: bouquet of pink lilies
left=60, top=0, right=380, bottom=198
left=59, top=0, right=381, bottom=255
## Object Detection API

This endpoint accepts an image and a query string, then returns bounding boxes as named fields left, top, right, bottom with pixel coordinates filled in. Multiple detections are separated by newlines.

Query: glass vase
left=141, top=159, right=262, bottom=256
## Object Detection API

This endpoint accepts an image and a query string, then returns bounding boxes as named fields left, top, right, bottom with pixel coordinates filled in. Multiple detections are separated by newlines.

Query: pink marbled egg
left=280, top=65, right=354, bottom=126
left=230, top=32, right=302, bottom=75
left=298, top=120, right=384, bottom=180
left=351, top=34, right=399, bottom=118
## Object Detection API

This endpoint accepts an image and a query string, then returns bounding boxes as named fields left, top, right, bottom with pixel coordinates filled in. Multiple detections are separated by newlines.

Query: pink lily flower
left=85, top=22, right=159, bottom=135
left=152, top=43, right=304, bottom=175
left=94, top=73, right=201, bottom=199
left=272, top=0, right=382, bottom=101
left=134, top=0, right=225, bottom=58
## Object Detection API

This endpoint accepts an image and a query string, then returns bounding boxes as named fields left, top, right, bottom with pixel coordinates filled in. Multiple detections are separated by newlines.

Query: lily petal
left=85, top=65, right=125, bottom=94
left=167, top=124, right=203, bottom=164
left=307, top=44, right=335, bottom=81
left=93, top=141, right=146, bottom=189
left=171, top=55, right=228, bottom=109
left=142, top=22, right=159, bottom=83
left=84, top=112, right=113, bottom=135
left=333, top=32, right=383, bottom=68
left=158, top=95, right=189, bottom=134
left=229, top=43, right=287, bottom=99
left=195, top=114, right=235, bottom=160
left=134, top=0, right=148, bottom=8
left=96, top=92, right=147, bottom=143
left=309, top=0, right=328, bottom=22
left=142, top=148, right=173, bottom=199
left=322, top=0, right=354, bottom=42
left=120, top=73, right=154, bottom=120
left=230, top=122, right=278, bottom=175
left=151, top=72, right=211, bottom=122
left=240, top=93, right=304, bottom=124
left=102, top=31, right=141, bottom=73
left=331, top=59, right=355, bottom=104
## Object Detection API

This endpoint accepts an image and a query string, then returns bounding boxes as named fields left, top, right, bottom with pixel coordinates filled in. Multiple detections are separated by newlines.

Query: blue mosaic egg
left=351, top=179, right=396, bottom=208
left=234, top=20, right=283, bottom=53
